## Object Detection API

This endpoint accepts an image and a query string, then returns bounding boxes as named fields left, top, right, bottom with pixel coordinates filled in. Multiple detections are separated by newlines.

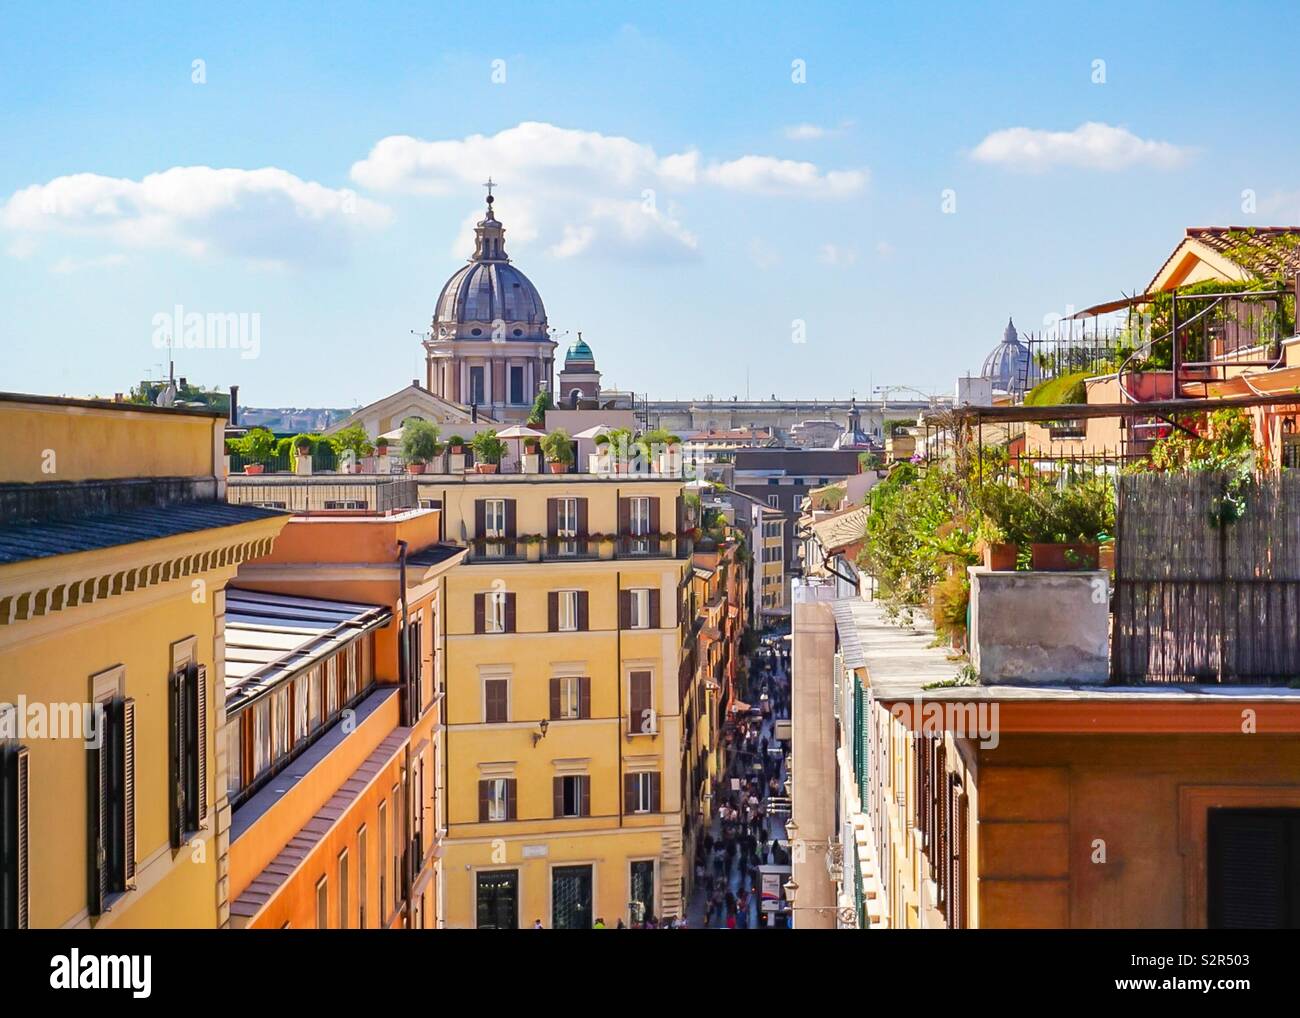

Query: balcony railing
left=464, top=534, right=690, bottom=564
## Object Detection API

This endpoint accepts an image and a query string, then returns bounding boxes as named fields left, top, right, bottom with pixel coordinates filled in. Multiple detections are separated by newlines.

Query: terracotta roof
left=1149, top=227, right=1300, bottom=291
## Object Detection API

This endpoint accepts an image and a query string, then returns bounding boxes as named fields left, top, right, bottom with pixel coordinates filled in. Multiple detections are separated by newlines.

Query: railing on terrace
left=227, top=478, right=418, bottom=513
left=1113, top=470, right=1300, bottom=684
left=463, top=534, right=688, bottom=564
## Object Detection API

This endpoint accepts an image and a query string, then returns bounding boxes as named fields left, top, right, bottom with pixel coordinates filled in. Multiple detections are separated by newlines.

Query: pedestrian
left=594, top=917, right=606, bottom=929
left=617, top=918, right=626, bottom=929
left=533, top=918, right=544, bottom=929
left=726, top=913, right=736, bottom=930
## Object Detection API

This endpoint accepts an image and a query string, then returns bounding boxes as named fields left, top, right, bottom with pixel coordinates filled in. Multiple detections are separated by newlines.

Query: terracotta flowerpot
left=406, top=462, right=426, bottom=475
left=548, top=461, right=568, bottom=474
left=1030, top=542, right=1099, bottom=571
left=982, top=542, right=1018, bottom=571
left=243, top=463, right=265, bottom=475
left=1098, top=541, right=1115, bottom=571
left=476, top=463, right=499, bottom=474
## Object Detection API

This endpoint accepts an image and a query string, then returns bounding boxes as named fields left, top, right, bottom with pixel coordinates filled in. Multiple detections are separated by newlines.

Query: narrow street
left=686, top=634, right=793, bottom=930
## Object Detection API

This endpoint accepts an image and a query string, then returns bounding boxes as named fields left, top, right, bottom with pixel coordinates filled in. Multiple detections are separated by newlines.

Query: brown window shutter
left=579, top=677, right=591, bottom=719
left=553, top=777, right=564, bottom=818
left=648, top=589, right=661, bottom=629
left=506, top=779, right=517, bottom=821
left=580, top=776, right=590, bottom=817
left=88, top=721, right=107, bottom=915
left=953, top=789, right=966, bottom=929
left=547, top=592, right=558, bottom=633
left=1, top=744, right=31, bottom=929
left=649, top=497, right=661, bottom=533
left=505, top=499, right=517, bottom=538
left=549, top=679, right=561, bottom=721
left=618, top=497, right=631, bottom=533
left=619, top=590, right=631, bottom=630
left=547, top=498, right=558, bottom=536
left=624, top=774, right=636, bottom=814
left=474, top=499, right=486, bottom=537
left=121, top=698, right=137, bottom=888
left=194, top=664, right=207, bottom=825
left=576, top=498, right=589, bottom=536
left=474, top=593, right=485, bottom=635
left=577, top=591, right=589, bottom=632
left=505, top=593, right=516, bottom=633
left=650, top=772, right=661, bottom=813
left=675, top=493, right=684, bottom=533
left=629, top=672, right=651, bottom=734
left=168, top=670, right=183, bottom=848
left=478, top=780, right=490, bottom=823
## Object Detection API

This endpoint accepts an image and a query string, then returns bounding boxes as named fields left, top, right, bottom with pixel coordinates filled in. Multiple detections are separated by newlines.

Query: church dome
left=981, top=317, right=1038, bottom=393
left=565, top=334, right=594, bottom=364
left=432, top=196, right=547, bottom=338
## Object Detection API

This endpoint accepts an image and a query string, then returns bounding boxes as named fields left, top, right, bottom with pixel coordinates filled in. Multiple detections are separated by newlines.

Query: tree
left=541, top=428, right=574, bottom=464
left=401, top=419, right=442, bottom=465
left=469, top=429, right=508, bottom=465
left=527, top=389, right=553, bottom=428
left=334, top=424, right=373, bottom=459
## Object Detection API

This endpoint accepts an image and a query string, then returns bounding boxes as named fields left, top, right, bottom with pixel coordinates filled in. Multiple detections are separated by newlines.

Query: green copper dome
left=565, top=334, right=594, bottom=363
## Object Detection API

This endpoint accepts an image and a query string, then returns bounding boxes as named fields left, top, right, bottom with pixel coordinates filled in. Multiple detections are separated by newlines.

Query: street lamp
left=783, top=877, right=799, bottom=903
left=784, top=817, right=799, bottom=842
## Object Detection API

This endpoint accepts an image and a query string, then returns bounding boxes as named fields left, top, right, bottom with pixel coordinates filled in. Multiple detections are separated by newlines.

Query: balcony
left=463, top=533, right=689, bottom=564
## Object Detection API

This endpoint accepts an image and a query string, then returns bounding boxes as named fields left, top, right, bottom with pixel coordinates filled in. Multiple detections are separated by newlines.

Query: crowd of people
left=690, top=635, right=792, bottom=930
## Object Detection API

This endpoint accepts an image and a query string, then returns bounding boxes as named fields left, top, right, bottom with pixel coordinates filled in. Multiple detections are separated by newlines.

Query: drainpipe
left=397, top=539, right=411, bottom=726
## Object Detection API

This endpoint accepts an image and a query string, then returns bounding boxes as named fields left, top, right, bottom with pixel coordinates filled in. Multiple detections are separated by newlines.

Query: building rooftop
left=224, top=588, right=391, bottom=709
left=0, top=501, right=285, bottom=565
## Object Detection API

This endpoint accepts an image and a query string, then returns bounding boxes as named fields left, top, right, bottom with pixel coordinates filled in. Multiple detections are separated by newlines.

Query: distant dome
left=982, top=317, right=1038, bottom=394
left=565, top=334, right=594, bottom=364
left=433, top=199, right=547, bottom=338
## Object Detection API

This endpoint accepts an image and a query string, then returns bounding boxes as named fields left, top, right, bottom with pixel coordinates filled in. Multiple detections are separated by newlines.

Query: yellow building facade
left=0, top=393, right=287, bottom=929
left=422, top=475, right=690, bottom=928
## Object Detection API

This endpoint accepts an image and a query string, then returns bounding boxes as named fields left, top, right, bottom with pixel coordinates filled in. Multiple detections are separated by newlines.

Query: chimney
left=412, top=378, right=421, bottom=391
left=471, top=403, right=478, bottom=422
left=229, top=385, right=240, bottom=426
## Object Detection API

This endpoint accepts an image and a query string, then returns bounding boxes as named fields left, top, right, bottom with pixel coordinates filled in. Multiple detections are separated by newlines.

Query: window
left=628, top=671, right=655, bottom=735
left=357, top=825, right=369, bottom=929
left=554, top=775, right=590, bottom=818
left=558, top=590, right=578, bottom=632
left=551, top=864, right=593, bottom=930
left=391, top=782, right=401, bottom=915
left=470, top=366, right=486, bottom=404
left=767, top=494, right=780, bottom=508
left=625, top=772, right=661, bottom=814
left=345, top=643, right=359, bottom=702
left=337, top=849, right=350, bottom=929
left=0, top=742, right=30, bottom=930
left=628, top=497, right=651, bottom=535
left=326, top=656, right=339, bottom=717
left=272, top=685, right=290, bottom=759
left=625, top=588, right=654, bottom=630
left=316, top=876, right=328, bottom=929
left=89, top=680, right=136, bottom=915
left=323, top=499, right=367, bottom=510
left=550, top=676, right=589, bottom=720
left=476, top=590, right=513, bottom=634
left=308, top=665, right=322, bottom=731
left=378, top=800, right=388, bottom=919
left=484, top=678, right=509, bottom=723
left=168, top=660, right=208, bottom=847
left=252, top=699, right=271, bottom=777
left=479, top=778, right=516, bottom=822
left=1208, top=809, right=1300, bottom=928
left=509, top=365, right=525, bottom=405
left=552, top=497, right=581, bottom=555
left=629, top=860, right=655, bottom=924
left=225, top=717, right=243, bottom=799
left=292, top=672, right=309, bottom=744
left=406, top=618, right=424, bottom=714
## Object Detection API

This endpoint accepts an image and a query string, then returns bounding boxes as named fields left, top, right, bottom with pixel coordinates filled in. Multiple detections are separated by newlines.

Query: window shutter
left=504, top=593, right=516, bottom=633
left=168, top=670, right=184, bottom=848
left=577, top=591, right=589, bottom=632
left=504, top=499, right=517, bottom=539
left=553, top=778, right=564, bottom=818
left=478, top=780, right=490, bottom=823
left=194, top=664, right=208, bottom=826
left=578, top=677, right=591, bottom=720
left=675, top=493, right=684, bottom=533
left=580, top=776, right=590, bottom=817
left=619, top=590, right=631, bottom=630
left=618, top=498, right=631, bottom=534
left=121, top=698, right=137, bottom=888
left=548, top=592, right=559, bottom=633
left=547, top=498, right=558, bottom=537
left=576, top=498, right=589, bottom=537
left=953, top=789, right=966, bottom=929
left=648, top=589, right=661, bottom=629
left=474, top=593, right=485, bottom=635
left=649, top=497, right=661, bottom=533
left=1, top=744, right=30, bottom=930
left=474, top=499, right=486, bottom=537
left=549, top=679, right=561, bottom=721
left=650, top=772, right=661, bottom=813
left=624, top=774, right=636, bottom=814
left=506, top=779, right=517, bottom=821
left=88, top=715, right=108, bottom=915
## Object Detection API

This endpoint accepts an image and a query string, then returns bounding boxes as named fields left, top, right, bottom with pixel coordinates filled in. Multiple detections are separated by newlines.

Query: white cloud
left=784, top=123, right=829, bottom=141
left=350, top=121, right=865, bottom=258
left=2, top=167, right=391, bottom=266
left=818, top=243, right=858, bottom=267
left=50, top=253, right=127, bottom=274
left=970, top=122, right=1191, bottom=172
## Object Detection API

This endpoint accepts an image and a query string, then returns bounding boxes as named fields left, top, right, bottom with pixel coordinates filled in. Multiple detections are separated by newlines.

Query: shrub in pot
left=402, top=419, right=442, bottom=475
left=470, top=429, right=507, bottom=474
left=237, top=427, right=276, bottom=474
left=541, top=428, right=574, bottom=474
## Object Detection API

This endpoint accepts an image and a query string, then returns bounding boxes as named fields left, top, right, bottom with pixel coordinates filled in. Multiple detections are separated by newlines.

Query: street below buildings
left=686, top=636, right=793, bottom=930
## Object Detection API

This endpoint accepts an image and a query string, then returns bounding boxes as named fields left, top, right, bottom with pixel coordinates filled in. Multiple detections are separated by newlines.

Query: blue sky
left=3, top=0, right=1298, bottom=407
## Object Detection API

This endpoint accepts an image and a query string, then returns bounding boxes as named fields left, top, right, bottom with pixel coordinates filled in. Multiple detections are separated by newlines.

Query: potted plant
left=644, top=428, right=683, bottom=475
left=541, top=428, right=574, bottom=474
left=401, top=419, right=441, bottom=475
left=1024, top=477, right=1109, bottom=571
left=470, top=429, right=507, bottom=474
left=603, top=427, right=635, bottom=474
left=446, top=434, right=467, bottom=473
left=333, top=424, right=372, bottom=475
left=521, top=435, right=542, bottom=473
left=238, top=427, right=276, bottom=475
left=973, top=517, right=1016, bottom=571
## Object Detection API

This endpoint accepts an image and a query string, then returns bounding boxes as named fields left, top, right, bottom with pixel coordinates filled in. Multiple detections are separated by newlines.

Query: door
left=476, top=869, right=519, bottom=929
left=1208, top=808, right=1300, bottom=928
left=551, top=865, right=593, bottom=929
left=629, top=860, right=655, bottom=924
